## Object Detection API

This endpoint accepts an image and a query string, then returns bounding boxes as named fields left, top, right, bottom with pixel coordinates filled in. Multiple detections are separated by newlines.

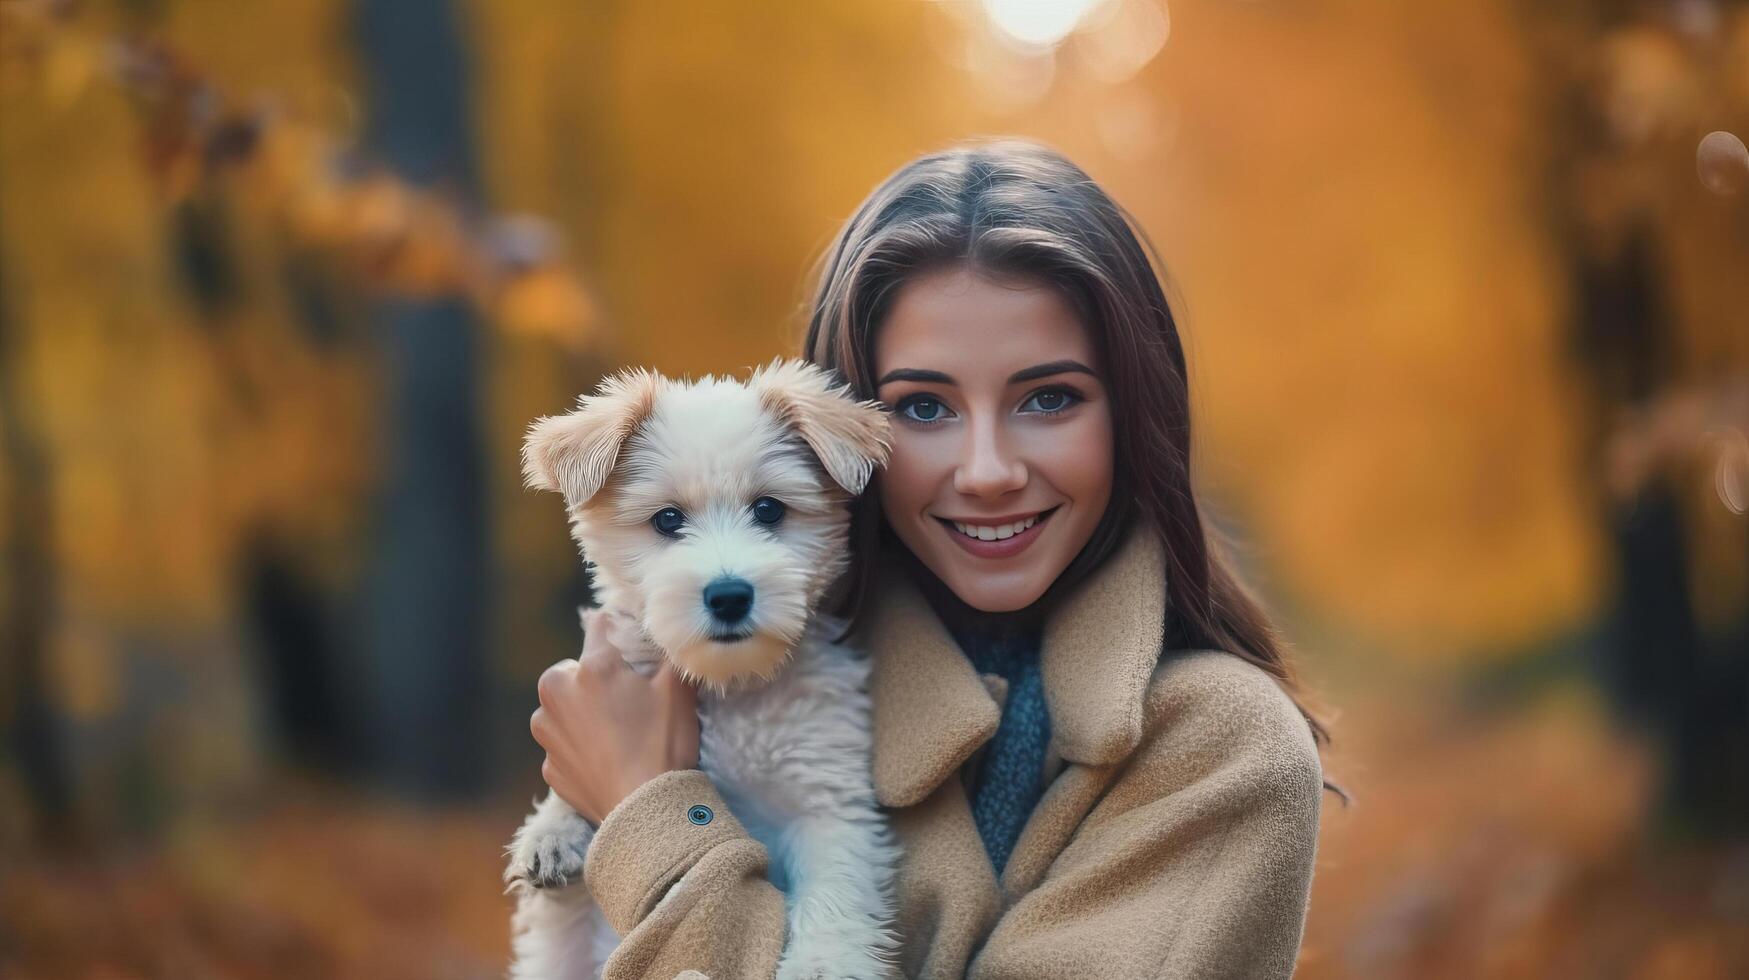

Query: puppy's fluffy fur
left=505, top=360, right=900, bottom=980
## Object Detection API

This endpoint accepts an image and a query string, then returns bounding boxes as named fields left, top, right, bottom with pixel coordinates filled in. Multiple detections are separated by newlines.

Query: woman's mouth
left=933, top=507, right=1059, bottom=560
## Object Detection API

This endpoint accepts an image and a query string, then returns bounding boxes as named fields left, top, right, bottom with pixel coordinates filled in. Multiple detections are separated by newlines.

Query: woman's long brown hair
left=802, top=139, right=1342, bottom=799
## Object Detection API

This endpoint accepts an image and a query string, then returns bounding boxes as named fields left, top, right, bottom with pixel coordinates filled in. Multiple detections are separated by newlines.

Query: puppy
left=505, top=359, right=900, bottom=980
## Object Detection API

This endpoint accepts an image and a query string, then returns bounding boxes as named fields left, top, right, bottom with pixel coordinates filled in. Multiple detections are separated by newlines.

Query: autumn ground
left=1300, top=665, right=1749, bottom=979
left=4, top=663, right=1747, bottom=980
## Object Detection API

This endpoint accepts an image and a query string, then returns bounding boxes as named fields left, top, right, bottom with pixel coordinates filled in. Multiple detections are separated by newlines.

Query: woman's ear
left=752, top=358, right=892, bottom=494
left=521, top=368, right=661, bottom=507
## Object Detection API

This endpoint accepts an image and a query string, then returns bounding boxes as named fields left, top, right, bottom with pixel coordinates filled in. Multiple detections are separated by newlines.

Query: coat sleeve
left=969, top=655, right=1325, bottom=980
left=583, top=768, right=787, bottom=979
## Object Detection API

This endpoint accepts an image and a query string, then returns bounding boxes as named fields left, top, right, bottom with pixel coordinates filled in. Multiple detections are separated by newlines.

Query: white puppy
left=505, top=359, right=900, bottom=980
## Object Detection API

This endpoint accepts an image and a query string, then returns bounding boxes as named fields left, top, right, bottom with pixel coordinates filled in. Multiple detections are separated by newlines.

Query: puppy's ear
left=522, top=368, right=660, bottom=506
left=752, top=358, right=891, bottom=494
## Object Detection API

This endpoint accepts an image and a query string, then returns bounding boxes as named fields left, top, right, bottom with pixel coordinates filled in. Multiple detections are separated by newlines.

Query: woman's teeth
left=951, top=514, right=1040, bottom=541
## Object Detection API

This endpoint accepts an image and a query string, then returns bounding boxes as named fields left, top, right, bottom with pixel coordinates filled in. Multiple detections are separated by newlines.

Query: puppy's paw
left=774, top=953, right=850, bottom=980
left=505, top=804, right=595, bottom=890
left=587, top=607, right=664, bottom=675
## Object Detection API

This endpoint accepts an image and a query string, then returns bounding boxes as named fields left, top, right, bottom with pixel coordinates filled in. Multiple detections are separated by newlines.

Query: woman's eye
left=751, top=496, right=786, bottom=526
left=897, top=395, right=952, bottom=423
left=1021, top=388, right=1080, bottom=415
left=651, top=507, right=687, bottom=537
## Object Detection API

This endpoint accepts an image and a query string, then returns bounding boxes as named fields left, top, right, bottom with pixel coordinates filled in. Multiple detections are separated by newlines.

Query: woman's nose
left=953, top=415, right=1027, bottom=498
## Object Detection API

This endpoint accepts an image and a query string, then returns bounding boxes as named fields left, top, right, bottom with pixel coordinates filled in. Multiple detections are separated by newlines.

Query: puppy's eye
left=751, top=496, right=786, bottom=526
left=651, top=507, right=687, bottom=538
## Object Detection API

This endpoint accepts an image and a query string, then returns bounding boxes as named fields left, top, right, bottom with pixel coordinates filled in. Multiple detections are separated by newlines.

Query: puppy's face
left=522, top=360, right=890, bottom=689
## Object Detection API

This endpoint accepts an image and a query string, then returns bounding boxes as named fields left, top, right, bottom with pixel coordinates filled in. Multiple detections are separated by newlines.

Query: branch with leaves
left=0, top=0, right=596, bottom=349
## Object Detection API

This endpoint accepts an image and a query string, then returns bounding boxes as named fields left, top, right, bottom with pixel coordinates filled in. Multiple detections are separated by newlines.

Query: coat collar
left=865, top=526, right=1168, bottom=808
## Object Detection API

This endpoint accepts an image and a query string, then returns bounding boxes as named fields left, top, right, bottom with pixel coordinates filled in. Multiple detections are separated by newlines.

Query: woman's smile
left=933, top=506, right=1059, bottom=559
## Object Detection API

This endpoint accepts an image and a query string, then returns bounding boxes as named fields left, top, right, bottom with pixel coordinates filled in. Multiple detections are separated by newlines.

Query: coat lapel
left=1039, top=526, right=1168, bottom=766
left=866, top=526, right=1168, bottom=809
left=865, top=572, right=1001, bottom=808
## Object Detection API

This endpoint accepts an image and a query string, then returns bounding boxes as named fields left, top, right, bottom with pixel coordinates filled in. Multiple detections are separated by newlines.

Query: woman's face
left=874, top=264, right=1115, bottom=613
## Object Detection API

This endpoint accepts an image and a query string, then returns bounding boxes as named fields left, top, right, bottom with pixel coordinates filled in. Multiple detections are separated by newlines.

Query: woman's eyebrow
left=1008, top=359, right=1097, bottom=383
left=876, top=361, right=1098, bottom=387
left=876, top=367, right=955, bottom=386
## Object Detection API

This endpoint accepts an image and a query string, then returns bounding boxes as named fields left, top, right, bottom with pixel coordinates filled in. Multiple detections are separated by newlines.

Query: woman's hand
left=530, top=609, right=700, bottom=824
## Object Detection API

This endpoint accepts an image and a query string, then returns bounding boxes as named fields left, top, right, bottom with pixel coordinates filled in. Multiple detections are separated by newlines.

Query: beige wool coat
left=581, top=527, right=1325, bottom=979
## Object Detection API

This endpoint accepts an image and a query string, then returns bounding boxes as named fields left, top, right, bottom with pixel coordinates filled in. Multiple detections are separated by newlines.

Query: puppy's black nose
left=703, top=578, right=755, bottom=625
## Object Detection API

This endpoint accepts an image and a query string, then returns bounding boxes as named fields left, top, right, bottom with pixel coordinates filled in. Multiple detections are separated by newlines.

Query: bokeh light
left=1072, top=0, right=1169, bottom=84
left=1696, top=129, right=1749, bottom=195
left=1716, top=430, right=1749, bottom=515
left=980, top=0, right=1101, bottom=48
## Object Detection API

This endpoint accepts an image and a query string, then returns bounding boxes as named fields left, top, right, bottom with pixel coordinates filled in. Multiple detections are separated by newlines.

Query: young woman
left=529, top=140, right=1338, bottom=979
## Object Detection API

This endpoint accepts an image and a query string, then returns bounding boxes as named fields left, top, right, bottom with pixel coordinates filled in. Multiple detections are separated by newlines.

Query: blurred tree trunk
left=352, top=0, right=490, bottom=798
left=1539, top=0, right=1749, bottom=838
left=0, top=234, right=75, bottom=845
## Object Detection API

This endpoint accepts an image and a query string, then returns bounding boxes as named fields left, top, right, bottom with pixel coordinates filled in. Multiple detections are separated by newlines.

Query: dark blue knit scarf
left=916, top=567, right=1049, bottom=882
left=936, top=609, right=1050, bottom=877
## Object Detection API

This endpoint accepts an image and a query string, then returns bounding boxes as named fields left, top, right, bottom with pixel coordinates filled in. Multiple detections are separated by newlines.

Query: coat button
left=687, top=804, right=714, bottom=826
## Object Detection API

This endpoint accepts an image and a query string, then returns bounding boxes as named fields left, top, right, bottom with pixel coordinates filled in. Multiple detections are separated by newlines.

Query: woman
left=530, top=140, right=1338, bottom=979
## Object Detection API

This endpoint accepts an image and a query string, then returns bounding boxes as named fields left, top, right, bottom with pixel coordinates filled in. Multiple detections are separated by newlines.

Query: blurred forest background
left=2, top=0, right=1747, bottom=977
